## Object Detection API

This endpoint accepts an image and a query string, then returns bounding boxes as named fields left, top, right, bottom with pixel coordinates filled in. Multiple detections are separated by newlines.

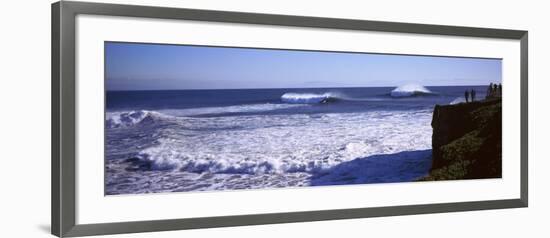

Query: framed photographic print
left=52, top=1, right=528, bottom=237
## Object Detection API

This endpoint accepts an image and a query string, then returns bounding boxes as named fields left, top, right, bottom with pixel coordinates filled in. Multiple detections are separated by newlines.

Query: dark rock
left=423, top=99, right=502, bottom=180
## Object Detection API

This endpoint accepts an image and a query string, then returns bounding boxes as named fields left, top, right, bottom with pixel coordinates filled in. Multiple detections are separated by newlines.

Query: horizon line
left=105, top=84, right=500, bottom=92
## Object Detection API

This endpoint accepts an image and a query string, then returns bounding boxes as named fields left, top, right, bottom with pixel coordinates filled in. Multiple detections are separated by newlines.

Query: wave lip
left=390, top=84, right=433, bottom=97
left=281, top=92, right=340, bottom=104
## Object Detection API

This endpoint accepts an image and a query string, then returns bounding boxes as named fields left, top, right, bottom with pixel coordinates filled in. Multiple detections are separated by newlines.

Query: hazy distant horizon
left=105, top=84, right=497, bottom=92
left=105, top=42, right=502, bottom=91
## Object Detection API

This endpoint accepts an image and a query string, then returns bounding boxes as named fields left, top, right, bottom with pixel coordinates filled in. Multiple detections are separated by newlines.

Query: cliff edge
left=423, top=98, right=502, bottom=180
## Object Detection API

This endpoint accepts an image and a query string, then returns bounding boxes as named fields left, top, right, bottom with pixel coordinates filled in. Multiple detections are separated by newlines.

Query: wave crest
left=390, top=84, right=433, bottom=97
left=281, top=92, right=341, bottom=104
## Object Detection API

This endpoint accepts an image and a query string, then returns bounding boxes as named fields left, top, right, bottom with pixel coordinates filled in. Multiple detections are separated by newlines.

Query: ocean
left=105, top=85, right=488, bottom=195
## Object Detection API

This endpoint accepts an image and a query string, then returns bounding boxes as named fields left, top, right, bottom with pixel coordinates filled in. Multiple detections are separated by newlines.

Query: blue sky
left=105, top=42, right=502, bottom=91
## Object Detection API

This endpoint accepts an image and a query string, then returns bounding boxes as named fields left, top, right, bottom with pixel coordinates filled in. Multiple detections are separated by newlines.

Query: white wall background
left=0, top=0, right=546, bottom=237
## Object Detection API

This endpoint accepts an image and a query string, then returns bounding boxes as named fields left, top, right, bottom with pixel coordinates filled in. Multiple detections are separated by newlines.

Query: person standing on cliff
left=498, top=83, right=502, bottom=97
left=487, top=83, right=494, bottom=98
left=471, top=89, right=476, bottom=102
left=464, top=90, right=470, bottom=103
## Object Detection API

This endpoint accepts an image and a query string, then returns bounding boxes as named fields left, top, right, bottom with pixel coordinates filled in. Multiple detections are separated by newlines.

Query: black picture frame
left=52, top=1, right=528, bottom=237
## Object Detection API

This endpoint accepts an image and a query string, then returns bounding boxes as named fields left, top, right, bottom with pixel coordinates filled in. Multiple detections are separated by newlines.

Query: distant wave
left=390, top=84, right=434, bottom=97
left=281, top=92, right=342, bottom=104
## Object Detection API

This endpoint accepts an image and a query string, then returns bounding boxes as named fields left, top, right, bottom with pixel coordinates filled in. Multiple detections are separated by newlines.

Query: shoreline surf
left=105, top=85, right=488, bottom=195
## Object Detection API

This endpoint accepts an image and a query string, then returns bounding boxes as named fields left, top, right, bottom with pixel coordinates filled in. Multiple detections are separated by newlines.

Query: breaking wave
left=281, top=92, right=342, bottom=104
left=106, top=103, right=306, bottom=128
left=390, top=84, right=434, bottom=97
left=106, top=110, right=164, bottom=129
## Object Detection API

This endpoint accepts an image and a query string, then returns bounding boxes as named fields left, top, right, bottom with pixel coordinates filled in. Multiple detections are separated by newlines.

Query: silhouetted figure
left=498, top=84, right=502, bottom=97
left=487, top=83, right=494, bottom=98
left=464, top=90, right=470, bottom=103
left=471, top=89, right=476, bottom=102
left=493, top=84, right=498, bottom=96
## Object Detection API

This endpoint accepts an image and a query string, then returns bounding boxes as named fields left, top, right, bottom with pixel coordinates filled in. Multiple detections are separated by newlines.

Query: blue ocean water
left=105, top=85, right=488, bottom=194
left=107, top=85, right=486, bottom=115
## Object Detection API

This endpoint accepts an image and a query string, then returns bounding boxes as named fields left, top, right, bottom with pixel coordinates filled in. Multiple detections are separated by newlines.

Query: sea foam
left=106, top=109, right=433, bottom=194
left=128, top=110, right=433, bottom=176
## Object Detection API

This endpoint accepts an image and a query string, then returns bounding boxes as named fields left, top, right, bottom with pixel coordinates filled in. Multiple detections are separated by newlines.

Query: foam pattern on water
left=106, top=109, right=433, bottom=194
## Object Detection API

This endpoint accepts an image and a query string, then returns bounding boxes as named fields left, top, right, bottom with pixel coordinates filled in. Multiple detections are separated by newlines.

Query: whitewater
left=105, top=85, right=487, bottom=195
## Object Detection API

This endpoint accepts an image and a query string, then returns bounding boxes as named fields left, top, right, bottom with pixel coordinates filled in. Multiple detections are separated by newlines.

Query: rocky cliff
left=423, top=98, right=502, bottom=180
